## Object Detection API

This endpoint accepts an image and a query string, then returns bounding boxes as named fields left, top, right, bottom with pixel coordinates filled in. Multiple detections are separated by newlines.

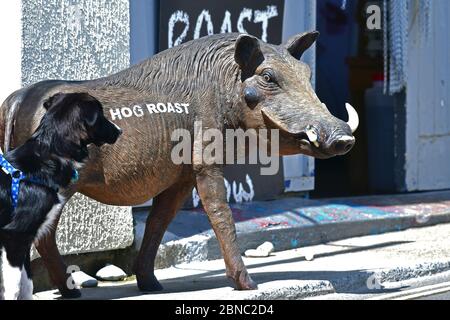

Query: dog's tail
left=0, top=91, right=23, bottom=153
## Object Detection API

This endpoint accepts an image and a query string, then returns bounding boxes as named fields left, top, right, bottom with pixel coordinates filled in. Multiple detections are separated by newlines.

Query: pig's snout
left=305, top=125, right=355, bottom=157
left=327, top=135, right=355, bottom=155
left=318, top=103, right=358, bottom=156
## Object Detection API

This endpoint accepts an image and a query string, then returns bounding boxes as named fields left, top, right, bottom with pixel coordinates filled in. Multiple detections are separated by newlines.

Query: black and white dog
left=0, top=92, right=122, bottom=300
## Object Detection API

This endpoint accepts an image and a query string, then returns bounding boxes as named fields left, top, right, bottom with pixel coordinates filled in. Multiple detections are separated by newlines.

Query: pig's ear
left=235, top=34, right=264, bottom=80
left=284, top=31, right=319, bottom=60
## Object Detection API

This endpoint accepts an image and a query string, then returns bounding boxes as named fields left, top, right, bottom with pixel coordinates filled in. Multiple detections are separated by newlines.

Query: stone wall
left=20, top=0, right=134, bottom=257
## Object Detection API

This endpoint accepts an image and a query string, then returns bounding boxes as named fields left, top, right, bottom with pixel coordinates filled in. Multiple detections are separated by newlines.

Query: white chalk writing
left=168, top=6, right=279, bottom=48
left=192, top=174, right=255, bottom=207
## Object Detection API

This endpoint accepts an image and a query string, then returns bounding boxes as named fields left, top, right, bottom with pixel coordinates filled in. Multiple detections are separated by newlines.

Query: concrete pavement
left=31, top=190, right=450, bottom=292
left=35, top=222, right=450, bottom=300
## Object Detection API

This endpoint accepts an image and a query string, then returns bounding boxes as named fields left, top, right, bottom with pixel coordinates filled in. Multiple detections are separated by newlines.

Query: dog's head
left=34, top=92, right=122, bottom=162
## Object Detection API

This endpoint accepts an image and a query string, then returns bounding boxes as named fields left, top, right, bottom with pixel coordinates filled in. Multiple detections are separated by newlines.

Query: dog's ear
left=74, top=93, right=122, bottom=146
left=82, top=102, right=100, bottom=127
left=43, top=99, right=52, bottom=110
left=43, top=92, right=98, bottom=112
left=69, top=93, right=103, bottom=127
left=43, top=92, right=121, bottom=147
left=43, top=93, right=63, bottom=110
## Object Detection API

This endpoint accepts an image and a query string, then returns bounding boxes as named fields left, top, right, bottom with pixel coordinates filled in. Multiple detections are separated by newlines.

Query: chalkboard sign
left=159, top=0, right=285, bottom=51
left=159, top=0, right=286, bottom=206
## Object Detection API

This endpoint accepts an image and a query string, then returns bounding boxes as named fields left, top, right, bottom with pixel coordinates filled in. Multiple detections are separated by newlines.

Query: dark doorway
left=311, top=0, right=384, bottom=198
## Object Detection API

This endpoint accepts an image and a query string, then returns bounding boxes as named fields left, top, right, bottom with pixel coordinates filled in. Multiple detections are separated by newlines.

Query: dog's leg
left=195, top=165, right=257, bottom=290
left=18, top=268, right=33, bottom=300
left=135, top=177, right=194, bottom=292
left=18, top=250, right=33, bottom=300
left=34, top=195, right=81, bottom=299
left=0, top=247, right=4, bottom=300
left=1, top=248, right=23, bottom=300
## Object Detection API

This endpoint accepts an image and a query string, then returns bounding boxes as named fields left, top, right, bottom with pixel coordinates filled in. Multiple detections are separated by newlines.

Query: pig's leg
left=195, top=166, right=257, bottom=290
left=35, top=192, right=80, bottom=299
left=135, top=179, right=194, bottom=292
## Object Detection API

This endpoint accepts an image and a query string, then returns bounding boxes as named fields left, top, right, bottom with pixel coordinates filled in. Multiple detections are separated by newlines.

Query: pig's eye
left=261, top=70, right=276, bottom=83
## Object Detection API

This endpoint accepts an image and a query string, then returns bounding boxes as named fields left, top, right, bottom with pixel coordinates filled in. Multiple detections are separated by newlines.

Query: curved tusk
left=305, top=129, right=320, bottom=148
left=345, top=103, right=359, bottom=133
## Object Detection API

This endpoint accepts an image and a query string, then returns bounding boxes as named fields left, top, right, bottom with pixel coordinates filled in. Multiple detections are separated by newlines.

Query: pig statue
left=0, top=32, right=358, bottom=298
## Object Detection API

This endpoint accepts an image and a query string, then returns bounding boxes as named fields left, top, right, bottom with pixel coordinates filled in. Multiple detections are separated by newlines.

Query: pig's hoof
left=59, top=287, right=82, bottom=299
left=137, top=275, right=164, bottom=292
left=233, top=271, right=258, bottom=290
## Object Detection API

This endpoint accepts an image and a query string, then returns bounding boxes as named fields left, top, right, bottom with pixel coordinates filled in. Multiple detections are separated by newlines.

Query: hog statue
left=0, top=32, right=358, bottom=298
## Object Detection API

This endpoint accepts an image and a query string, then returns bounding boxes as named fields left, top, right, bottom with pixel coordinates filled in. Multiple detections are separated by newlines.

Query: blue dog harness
left=0, top=154, right=78, bottom=210
left=0, top=154, right=26, bottom=209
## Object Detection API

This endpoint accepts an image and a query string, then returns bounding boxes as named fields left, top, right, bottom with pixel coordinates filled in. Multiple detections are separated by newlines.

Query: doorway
left=311, top=0, right=384, bottom=198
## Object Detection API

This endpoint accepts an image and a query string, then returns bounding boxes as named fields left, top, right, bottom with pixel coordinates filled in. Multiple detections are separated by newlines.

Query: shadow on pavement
left=58, top=240, right=411, bottom=300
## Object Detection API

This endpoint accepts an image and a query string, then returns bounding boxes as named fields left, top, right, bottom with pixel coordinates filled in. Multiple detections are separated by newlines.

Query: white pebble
left=257, top=242, right=275, bottom=254
left=96, top=264, right=127, bottom=281
left=71, top=271, right=98, bottom=288
left=305, top=252, right=315, bottom=261
left=245, top=242, right=275, bottom=258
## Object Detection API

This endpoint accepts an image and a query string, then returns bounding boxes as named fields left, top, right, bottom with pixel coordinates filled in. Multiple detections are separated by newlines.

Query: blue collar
left=0, top=154, right=78, bottom=210
left=1, top=154, right=26, bottom=209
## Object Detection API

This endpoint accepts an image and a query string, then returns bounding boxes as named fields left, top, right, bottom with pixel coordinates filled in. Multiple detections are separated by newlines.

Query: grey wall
left=22, top=0, right=130, bottom=84
left=283, top=0, right=316, bottom=82
left=405, top=0, right=450, bottom=191
left=21, top=0, right=134, bottom=257
left=130, top=0, right=159, bottom=65
left=282, top=0, right=316, bottom=193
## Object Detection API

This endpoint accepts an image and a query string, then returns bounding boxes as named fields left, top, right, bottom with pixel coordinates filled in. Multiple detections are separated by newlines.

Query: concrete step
left=133, top=190, right=450, bottom=269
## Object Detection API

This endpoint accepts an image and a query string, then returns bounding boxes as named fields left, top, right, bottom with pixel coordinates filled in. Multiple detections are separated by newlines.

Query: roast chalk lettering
left=110, top=103, right=190, bottom=120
